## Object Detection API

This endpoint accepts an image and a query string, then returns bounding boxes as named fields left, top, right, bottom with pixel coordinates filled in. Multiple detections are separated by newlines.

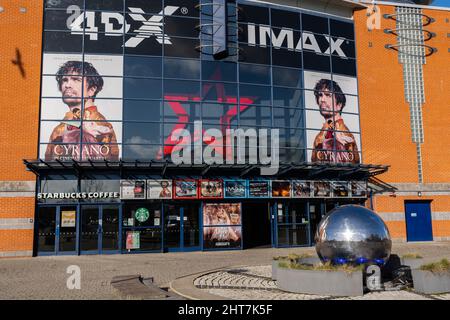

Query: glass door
left=80, top=206, right=100, bottom=254
left=164, top=204, right=181, bottom=251
left=80, top=205, right=120, bottom=254
left=102, top=205, right=120, bottom=253
left=37, top=207, right=57, bottom=255
left=183, top=204, right=200, bottom=250
left=57, top=206, right=78, bottom=254
left=275, top=202, right=310, bottom=247
left=164, top=203, right=201, bottom=252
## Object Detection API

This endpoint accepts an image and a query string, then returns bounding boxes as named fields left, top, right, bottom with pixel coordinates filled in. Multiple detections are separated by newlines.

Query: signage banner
left=332, top=181, right=350, bottom=197
left=61, top=210, right=76, bottom=227
left=351, top=181, right=368, bottom=197
left=147, top=180, right=173, bottom=199
left=120, top=180, right=146, bottom=199
left=248, top=181, right=270, bottom=198
left=271, top=181, right=291, bottom=198
left=199, top=180, right=223, bottom=199
left=292, top=181, right=312, bottom=198
left=313, top=181, right=332, bottom=198
left=224, top=180, right=247, bottom=198
left=174, top=180, right=198, bottom=199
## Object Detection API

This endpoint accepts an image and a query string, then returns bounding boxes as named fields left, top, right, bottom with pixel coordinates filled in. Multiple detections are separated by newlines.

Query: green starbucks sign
left=135, top=208, right=150, bottom=223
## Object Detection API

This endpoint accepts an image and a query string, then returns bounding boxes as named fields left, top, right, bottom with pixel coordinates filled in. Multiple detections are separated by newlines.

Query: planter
left=401, top=258, right=424, bottom=270
left=272, top=260, right=279, bottom=280
left=412, top=270, right=450, bottom=294
left=272, top=257, right=322, bottom=280
left=276, top=266, right=364, bottom=296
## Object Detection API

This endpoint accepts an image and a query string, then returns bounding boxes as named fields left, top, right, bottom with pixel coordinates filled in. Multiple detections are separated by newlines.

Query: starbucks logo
left=135, top=208, right=150, bottom=222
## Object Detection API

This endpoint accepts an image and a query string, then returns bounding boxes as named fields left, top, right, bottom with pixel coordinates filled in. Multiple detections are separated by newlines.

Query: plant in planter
left=272, top=253, right=318, bottom=280
left=412, top=259, right=450, bottom=294
left=401, top=253, right=424, bottom=269
left=275, top=261, right=365, bottom=296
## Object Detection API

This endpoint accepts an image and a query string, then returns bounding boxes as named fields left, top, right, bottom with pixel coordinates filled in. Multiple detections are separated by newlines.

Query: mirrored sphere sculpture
left=315, top=205, right=391, bottom=265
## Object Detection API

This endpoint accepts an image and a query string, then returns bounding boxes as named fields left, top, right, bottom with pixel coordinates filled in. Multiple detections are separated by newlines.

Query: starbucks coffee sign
left=135, top=208, right=150, bottom=223
left=37, top=192, right=120, bottom=200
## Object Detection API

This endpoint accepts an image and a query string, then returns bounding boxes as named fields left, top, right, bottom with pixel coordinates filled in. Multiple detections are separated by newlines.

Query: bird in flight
left=12, top=48, right=26, bottom=78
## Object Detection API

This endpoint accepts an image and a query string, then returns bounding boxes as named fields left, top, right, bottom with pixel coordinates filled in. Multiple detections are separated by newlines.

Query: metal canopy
left=23, top=159, right=389, bottom=181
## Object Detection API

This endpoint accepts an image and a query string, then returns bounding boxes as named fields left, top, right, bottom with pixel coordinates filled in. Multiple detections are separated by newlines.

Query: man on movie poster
left=45, top=60, right=119, bottom=161
left=311, top=79, right=360, bottom=164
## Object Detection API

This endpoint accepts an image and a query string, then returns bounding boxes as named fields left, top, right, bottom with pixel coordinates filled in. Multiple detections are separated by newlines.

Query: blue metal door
left=405, top=201, right=433, bottom=241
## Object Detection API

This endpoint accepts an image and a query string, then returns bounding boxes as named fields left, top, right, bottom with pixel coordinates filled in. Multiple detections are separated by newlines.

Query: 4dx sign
left=66, top=5, right=183, bottom=47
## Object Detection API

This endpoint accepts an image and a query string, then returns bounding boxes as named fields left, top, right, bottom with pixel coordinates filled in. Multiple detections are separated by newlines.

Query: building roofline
left=240, top=0, right=367, bottom=20
left=247, top=0, right=368, bottom=9
left=360, top=1, right=450, bottom=11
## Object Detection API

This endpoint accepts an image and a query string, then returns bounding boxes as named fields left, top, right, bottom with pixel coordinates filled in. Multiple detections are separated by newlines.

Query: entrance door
left=405, top=201, right=433, bottom=242
left=37, top=206, right=77, bottom=255
left=80, top=205, right=120, bottom=254
left=275, top=202, right=310, bottom=247
left=37, top=207, right=57, bottom=255
left=164, top=204, right=200, bottom=251
left=57, top=206, right=78, bottom=254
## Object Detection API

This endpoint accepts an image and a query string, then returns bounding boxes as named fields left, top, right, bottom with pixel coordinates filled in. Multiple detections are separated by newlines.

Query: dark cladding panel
left=84, top=33, right=124, bottom=54
left=303, top=51, right=331, bottom=73
left=331, top=57, right=357, bottom=77
left=86, top=0, right=124, bottom=11
left=44, top=31, right=83, bottom=53
left=164, top=37, right=200, bottom=59
left=330, top=19, right=355, bottom=41
left=302, top=13, right=329, bottom=35
left=45, top=0, right=84, bottom=9
left=271, top=8, right=300, bottom=30
left=164, top=16, right=199, bottom=38
left=238, top=44, right=270, bottom=65
left=272, top=48, right=302, bottom=69
left=164, top=0, right=199, bottom=17
left=238, top=4, right=269, bottom=25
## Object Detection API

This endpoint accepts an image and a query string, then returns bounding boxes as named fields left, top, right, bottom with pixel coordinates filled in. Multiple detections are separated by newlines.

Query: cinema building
left=0, top=0, right=448, bottom=257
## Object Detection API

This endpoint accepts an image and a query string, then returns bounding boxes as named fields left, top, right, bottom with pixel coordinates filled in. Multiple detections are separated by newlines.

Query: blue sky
left=432, top=0, right=450, bottom=7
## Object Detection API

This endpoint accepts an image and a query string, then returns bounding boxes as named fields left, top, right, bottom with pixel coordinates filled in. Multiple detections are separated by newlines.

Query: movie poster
left=248, top=181, right=270, bottom=198
left=199, top=180, right=223, bottom=199
left=224, top=180, right=247, bottom=198
left=203, top=203, right=242, bottom=249
left=120, top=180, right=146, bottom=199
left=351, top=181, right=367, bottom=198
left=40, top=53, right=123, bottom=161
left=313, top=181, right=331, bottom=198
left=332, top=181, right=350, bottom=197
left=126, top=231, right=140, bottom=250
left=304, top=71, right=361, bottom=164
left=147, top=180, right=173, bottom=199
left=292, top=181, right=312, bottom=198
left=174, top=180, right=198, bottom=199
left=271, top=181, right=291, bottom=198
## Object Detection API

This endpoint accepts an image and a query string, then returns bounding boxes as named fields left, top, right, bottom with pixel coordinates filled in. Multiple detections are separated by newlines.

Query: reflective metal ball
left=315, top=205, right=391, bottom=265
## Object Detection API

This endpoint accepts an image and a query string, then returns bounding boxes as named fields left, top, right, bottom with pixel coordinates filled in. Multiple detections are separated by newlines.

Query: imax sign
left=247, top=24, right=347, bottom=58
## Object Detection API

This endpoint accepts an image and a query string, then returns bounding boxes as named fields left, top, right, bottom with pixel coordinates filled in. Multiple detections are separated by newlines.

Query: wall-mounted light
left=0, top=7, right=4, bottom=13
left=19, top=7, right=27, bottom=13
left=418, top=191, right=422, bottom=197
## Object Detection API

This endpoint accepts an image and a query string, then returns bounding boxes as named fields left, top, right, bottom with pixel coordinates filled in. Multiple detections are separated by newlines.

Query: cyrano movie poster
left=304, top=71, right=361, bottom=164
left=40, top=53, right=123, bottom=161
